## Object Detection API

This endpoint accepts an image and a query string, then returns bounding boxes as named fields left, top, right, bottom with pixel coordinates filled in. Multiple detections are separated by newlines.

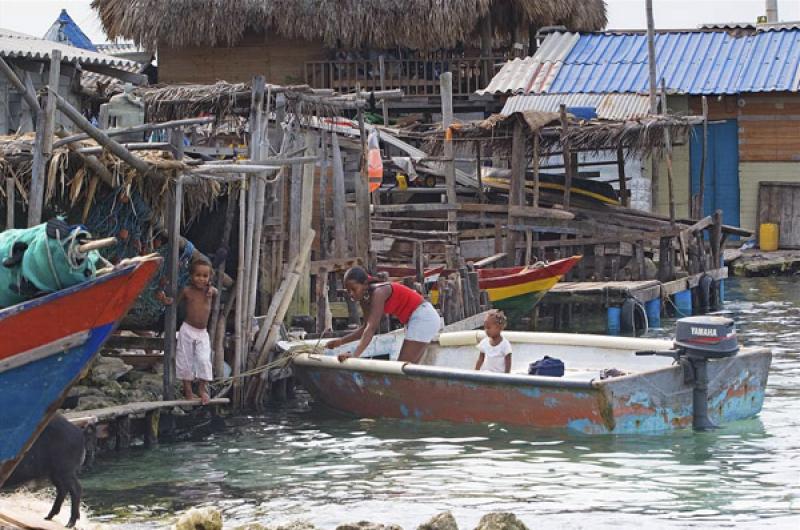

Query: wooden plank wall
left=757, top=181, right=800, bottom=248
left=159, top=33, right=327, bottom=84
left=691, top=93, right=800, bottom=162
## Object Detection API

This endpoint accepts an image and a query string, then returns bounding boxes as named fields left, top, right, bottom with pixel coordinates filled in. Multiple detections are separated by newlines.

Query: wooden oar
left=77, top=237, right=117, bottom=254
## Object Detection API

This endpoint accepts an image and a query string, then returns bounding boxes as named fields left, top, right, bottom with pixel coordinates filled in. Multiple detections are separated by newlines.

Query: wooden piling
left=162, top=176, right=183, bottom=401
left=440, top=72, right=458, bottom=268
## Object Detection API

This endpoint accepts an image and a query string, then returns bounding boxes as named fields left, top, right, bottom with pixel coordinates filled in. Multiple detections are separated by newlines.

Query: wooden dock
left=63, top=398, right=228, bottom=465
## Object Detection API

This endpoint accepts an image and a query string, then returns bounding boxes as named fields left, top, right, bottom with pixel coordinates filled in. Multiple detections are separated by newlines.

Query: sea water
left=77, top=277, right=800, bottom=528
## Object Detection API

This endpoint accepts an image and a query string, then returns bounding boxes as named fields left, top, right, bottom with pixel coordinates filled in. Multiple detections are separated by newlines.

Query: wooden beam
left=42, top=50, right=61, bottom=156
left=81, top=63, right=148, bottom=85
left=617, top=147, right=629, bottom=208
left=559, top=104, right=573, bottom=209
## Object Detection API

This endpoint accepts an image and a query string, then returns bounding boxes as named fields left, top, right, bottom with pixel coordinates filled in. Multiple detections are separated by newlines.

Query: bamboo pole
left=209, top=187, right=237, bottom=377
left=41, top=50, right=61, bottom=156
left=243, top=77, right=266, bottom=353
left=163, top=176, right=184, bottom=401
left=0, top=57, right=40, bottom=113
left=53, top=116, right=216, bottom=148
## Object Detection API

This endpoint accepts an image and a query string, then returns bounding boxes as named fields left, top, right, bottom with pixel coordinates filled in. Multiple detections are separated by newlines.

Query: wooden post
left=711, top=209, right=723, bottom=268
left=209, top=188, right=236, bottom=377
left=475, top=141, right=485, bottom=205
left=144, top=410, right=160, bottom=448
left=27, top=51, right=61, bottom=226
left=5, top=178, right=14, bottom=229
left=163, top=176, right=184, bottom=401
left=245, top=77, right=267, bottom=350
left=479, top=13, right=493, bottom=86
left=413, top=240, right=424, bottom=285
left=531, top=133, right=540, bottom=208
left=331, top=132, right=348, bottom=258
left=440, top=72, right=459, bottom=268
left=355, top=107, right=371, bottom=263
left=697, top=96, right=709, bottom=219
left=319, top=130, right=329, bottom=259
left=41, top=50, right=61, bottom=155
left=233, top=183, right=247, bottom=407
left=661, top=80, right=676, bottom=226
left=379, top=56, right=389, bottom=126
left=645, top=0, right=660, bottom=211
left=316, top=267, right=331, bottom=334
left=505, top=119, right=526, bottom=266
left=658, top=236, right=674, bottom=282
left=559, top=105, right=573, bottom=209
left=617, top=147, right=629, bottom=207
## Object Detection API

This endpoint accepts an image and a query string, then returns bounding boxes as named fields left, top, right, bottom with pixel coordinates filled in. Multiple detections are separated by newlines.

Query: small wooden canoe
left=380, top=257, right=580, bottom=320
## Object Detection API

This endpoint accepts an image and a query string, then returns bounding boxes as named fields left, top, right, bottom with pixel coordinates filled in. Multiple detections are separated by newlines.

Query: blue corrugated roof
left=43, top=9, right=97, bottom=52
left=547, top=30, right=800, bottom=95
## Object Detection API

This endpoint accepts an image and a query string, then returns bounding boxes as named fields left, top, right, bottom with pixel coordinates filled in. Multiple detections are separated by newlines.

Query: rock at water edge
left=474, top=513, right=528, bottom=530
left=173, top=507, right=223, bottom=530
left=417, top=512, right=458, bottom=530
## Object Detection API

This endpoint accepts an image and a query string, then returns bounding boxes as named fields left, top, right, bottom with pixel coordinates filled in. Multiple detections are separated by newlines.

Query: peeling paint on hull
left=293, top=349, right=771, bottom=435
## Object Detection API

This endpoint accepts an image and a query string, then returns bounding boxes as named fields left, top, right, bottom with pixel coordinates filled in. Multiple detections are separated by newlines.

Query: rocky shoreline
left=175, top=508, right=528, bottom=530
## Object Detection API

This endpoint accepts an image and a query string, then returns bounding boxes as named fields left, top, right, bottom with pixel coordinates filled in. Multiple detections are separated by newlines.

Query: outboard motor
left=637, top=316, right=738, bottom=431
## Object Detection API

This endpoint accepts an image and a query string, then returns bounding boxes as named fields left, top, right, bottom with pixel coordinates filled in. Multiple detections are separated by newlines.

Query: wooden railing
left=304, top=57, right=505, bottom=96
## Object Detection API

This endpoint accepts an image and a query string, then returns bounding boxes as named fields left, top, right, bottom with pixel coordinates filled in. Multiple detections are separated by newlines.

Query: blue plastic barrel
left=674, top=290, right=692, bottom=317
left=607, top=306, right=621, bottom=335
left=645, top=298, right=661, bottom=328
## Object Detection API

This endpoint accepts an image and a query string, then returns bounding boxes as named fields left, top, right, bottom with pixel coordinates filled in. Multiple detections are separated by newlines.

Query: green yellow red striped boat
left=381, top=257, right=581, bottom=321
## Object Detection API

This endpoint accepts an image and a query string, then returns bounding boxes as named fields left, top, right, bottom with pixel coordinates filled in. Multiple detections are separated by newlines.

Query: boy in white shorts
left=173, top=259, right=217, bottom=404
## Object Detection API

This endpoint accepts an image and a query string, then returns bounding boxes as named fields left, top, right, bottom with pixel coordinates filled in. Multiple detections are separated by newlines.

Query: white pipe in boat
left=437, top=330, right=674, bottom=351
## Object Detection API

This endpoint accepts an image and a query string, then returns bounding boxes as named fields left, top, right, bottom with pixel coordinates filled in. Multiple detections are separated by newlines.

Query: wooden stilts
left=162, top=176, right=184, bottom=401
left=617, top=147, right=629, bottom=208
left=559, top=104, right=573, bottom=209
left=233, top=183, right=247, bottom=408
left=505, top=118, right=526, bottom=266
left=331, top=132, right=348, bottom=258
left=5, top=178, right=14, bottom=229
left=440, top=72, right=458, bottom=269
left=209, top=187, right=236, bottom=377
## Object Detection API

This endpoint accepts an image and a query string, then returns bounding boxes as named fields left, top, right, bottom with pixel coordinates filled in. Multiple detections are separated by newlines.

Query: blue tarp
left=43, top=9, right=97, bottom=52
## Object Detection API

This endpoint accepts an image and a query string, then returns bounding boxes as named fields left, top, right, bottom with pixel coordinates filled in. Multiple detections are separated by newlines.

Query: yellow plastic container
left=760, top=223, right=779, bottom=251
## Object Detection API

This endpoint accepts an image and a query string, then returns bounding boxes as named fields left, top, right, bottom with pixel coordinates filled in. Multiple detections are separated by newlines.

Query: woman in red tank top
left=325, top=266, right=441, bottom=363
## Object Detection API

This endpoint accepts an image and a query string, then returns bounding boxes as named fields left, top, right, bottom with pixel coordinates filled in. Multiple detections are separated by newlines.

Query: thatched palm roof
left=92, top=0, right=607, bottom=50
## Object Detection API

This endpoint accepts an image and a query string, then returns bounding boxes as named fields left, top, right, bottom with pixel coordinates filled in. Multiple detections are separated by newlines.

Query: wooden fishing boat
left=379, top=257, right=580, bottom=319
left=0, top=256, right=160, bottom=486
left=288, top=319, right=771, bottom=435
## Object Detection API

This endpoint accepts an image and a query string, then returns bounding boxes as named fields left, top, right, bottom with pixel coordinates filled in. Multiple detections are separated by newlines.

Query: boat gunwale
left=292, top=347, right=771, bottom=391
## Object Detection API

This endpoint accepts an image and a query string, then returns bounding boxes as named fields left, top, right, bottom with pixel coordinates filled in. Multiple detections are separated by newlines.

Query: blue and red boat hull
left=0, top=257, right=160, bottom=486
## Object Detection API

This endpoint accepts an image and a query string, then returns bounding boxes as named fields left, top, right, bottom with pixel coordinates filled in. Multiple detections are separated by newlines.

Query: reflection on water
left=81, top=278, right=800, bottom=528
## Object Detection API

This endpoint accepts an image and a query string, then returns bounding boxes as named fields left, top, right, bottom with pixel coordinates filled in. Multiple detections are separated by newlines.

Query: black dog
left=4, top=413, right=85, bottom=528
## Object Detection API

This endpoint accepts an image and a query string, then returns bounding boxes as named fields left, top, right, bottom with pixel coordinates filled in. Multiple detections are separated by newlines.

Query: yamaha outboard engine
left=637, top=316, right=738, bottom=431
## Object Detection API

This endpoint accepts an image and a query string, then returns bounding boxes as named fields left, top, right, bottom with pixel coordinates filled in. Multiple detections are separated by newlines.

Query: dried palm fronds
left=93, top=0, right=607, bottom=51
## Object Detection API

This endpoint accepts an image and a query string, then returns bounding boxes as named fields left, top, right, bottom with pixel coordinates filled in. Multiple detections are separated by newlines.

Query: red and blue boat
left=0, top=256, right=160, bottom=486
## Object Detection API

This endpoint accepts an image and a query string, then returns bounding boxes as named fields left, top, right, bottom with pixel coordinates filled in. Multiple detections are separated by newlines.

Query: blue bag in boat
left=528, top=356, right=564, bottom=377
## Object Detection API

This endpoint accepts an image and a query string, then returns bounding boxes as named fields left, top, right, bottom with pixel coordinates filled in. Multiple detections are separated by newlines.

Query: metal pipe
left=766, top=0, right=779, bottom=23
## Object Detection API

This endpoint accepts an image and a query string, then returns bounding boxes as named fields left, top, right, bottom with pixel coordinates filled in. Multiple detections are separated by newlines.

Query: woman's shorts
left=404, top=301, right=442, bottom=343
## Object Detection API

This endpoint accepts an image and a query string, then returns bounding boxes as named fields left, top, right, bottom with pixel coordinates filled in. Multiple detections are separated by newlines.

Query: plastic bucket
left=759, top=223, right=779, bottom=252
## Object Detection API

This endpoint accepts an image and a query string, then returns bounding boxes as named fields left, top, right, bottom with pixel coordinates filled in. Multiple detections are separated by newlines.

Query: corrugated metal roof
left=482, top=28, right=800, bottom=95
left=43, top=9, right=97, bottom=51
left=502, top=93, right=651, bottom=120
left=478, top=32, right=579, bottom=95
left=0, top=28, right=133, bottom=67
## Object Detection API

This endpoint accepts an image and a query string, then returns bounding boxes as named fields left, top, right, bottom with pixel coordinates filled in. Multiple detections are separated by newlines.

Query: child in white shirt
left=475, top=310, right=512, bottom=373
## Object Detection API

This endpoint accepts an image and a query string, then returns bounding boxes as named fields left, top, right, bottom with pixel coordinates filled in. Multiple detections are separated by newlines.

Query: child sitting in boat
left=172, top=259, right=217, bottom=404
left=475, top=310, right=512, bottom=373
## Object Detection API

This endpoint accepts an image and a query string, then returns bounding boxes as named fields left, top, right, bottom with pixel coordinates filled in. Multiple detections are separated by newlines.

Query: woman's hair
left=343, top=266, right=380, bottom=285
left=487, top=309, right=507, bottom=328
